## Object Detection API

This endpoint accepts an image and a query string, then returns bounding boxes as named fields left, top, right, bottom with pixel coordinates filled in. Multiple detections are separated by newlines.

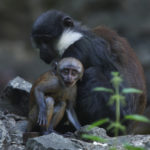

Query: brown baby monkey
left=27, top=57, right=84, bottom=134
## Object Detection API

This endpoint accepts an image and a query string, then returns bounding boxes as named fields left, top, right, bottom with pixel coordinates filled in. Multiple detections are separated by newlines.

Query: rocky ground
left=0, top=77, right=150, bottom=150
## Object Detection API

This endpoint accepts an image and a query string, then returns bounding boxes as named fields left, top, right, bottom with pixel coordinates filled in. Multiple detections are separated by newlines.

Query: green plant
left=82, top=72, right=149, bottom=150
left=124, top=144, right=146, bottom=150
left=94, top=72, right=147, bottom=135
left=81, top=134, right=107, bottom=143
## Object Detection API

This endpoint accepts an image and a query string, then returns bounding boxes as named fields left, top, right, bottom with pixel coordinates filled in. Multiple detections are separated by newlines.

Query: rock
left=74, top=125, right=109, bottom=140
left=23, top=132, right=41, bottom=144
left=0, top=111, right=26, bottom=150
left=25, top=126, right=150, bottom=150
left=6, top=145, right=25, bottom=150
left=0, top=108, right=149, bottom=150
left=15, top=120, right=28, bottom=133
left=0, top=120, right=9, bottom=149
left=0, top=76, right=32, bottom=116
left=6, top=76, right=31, bottom=93
left=26, top=132, right=106, bottom=150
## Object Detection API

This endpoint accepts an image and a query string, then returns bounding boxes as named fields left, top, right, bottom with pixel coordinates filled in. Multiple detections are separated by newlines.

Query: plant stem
left=115, top=85, right=120, bottom=137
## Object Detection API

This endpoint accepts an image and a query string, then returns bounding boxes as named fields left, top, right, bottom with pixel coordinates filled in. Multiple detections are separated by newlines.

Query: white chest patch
left=56, top=29, right=83, bottom=56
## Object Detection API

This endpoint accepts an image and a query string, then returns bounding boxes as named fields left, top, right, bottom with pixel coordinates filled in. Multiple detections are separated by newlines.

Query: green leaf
left=122, top=88, right=143, bottom=94
left=124, top=144, right=146, bottom=150
left=108, top=95, right=116, bottom=105
left=111, top=72, right=123, bottom=88
left=125, top=114, right=150, bottom=123
left=87, top=118, right=109, bottom=130
left=111, top=72, right=119, bottom=76
left=115, top=123, right=126, bottom=132
left=107, top=122, right=126, bottom=132
left=81, top=134, right=107, bottom=143
left=93, top=87, right=113, bottom=93
left=108, top=95, right=126, bottom=106
left=107, top=123, right=115, bottom=131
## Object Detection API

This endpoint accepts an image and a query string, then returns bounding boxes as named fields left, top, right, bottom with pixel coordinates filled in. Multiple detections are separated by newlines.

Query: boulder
left=0, top=76, right=32, bottom=116
left=26, top=126, right=150, bottom=150
left=0, top=111, right=27, bottom=150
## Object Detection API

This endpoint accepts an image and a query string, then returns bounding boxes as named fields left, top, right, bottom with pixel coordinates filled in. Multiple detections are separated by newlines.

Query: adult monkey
left=31, top=10, right=146, bottom=134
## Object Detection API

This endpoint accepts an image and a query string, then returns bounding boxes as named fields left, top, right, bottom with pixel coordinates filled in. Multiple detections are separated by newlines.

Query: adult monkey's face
left=31, top=10, right=75, bottom=64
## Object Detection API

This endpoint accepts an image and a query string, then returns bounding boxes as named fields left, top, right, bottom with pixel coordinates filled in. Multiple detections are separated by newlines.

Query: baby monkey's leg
left=45, top=97, right=54, bottom=130
left=47, top=101, right=66, bottom=133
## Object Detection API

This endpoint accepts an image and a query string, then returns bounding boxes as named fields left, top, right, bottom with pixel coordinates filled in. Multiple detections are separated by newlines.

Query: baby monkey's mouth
left=64, top=81, right=74, bottom=87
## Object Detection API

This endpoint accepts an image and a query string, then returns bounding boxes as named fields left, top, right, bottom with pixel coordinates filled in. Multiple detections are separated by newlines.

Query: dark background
left=0, top=0, right=150, bottom=102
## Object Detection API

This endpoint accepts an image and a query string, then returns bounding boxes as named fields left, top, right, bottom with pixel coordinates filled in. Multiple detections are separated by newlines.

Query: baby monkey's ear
left=50, top=59, right=59, bottom=72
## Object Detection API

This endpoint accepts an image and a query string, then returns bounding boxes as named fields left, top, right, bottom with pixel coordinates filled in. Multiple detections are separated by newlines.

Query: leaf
left=108, top=95, right=116, bottom=105
left=107, top=123, right=115, bottom=131
left=122, top=88, right=143, bottom=94
left=124, top=144, right=146, bottom=150
left=108, top=95, right=126, bottom=106
left=107, top=122, right=126, bottom=132
left=111, top=72, right=123, bottom=88
left=125, top=114, right=150, bottom=123
left=111, top=72, right=119, bottom=76
left=81, top=134, right=107, bottom=143
left=87, top=118, right=109, bottom=130
left=93, top=87, right=113, bottom=93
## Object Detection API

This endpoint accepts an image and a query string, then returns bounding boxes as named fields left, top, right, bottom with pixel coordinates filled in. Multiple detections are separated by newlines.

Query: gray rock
left=74, top=125, right=109, bottom=139
left=15, top=120, right=28, bottom=133
left=6, top=145, right=25, bottom=150
left=25, top=126, right=150, bottom=150
left=25, top=133, right=107, bottom=150
left=0, top=110, right=149, bottom=150
left=0, top=76, right=32, bottom=116
left=8, top=76, right=32, bottom=93
left=0, top=120, right=9, bottom=149
left=0, top=111, right=26, bottom=150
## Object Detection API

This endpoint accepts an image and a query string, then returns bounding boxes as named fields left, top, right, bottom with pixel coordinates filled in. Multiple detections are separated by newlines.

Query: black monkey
left=31, top=10, right=146, bottom=134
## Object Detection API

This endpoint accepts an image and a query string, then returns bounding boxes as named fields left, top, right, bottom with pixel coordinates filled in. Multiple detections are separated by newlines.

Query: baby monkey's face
left=60, top=67, right=80, bottom=87
left=57, top=57, right=84, bottom=87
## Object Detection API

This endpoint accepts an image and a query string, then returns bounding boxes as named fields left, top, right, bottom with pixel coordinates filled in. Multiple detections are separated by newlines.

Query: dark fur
left=31, top=10, right=146, bottom=134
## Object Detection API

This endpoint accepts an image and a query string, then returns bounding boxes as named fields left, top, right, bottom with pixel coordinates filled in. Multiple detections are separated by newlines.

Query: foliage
left=87, top=118, right=109, bottom=130
left=81, top=134, right=107, bottom=143
left=125, top=115, right=150, bottom=123
left=82, top=72, right=148, bottom=150
left=124, top=144, right=146, bottom=150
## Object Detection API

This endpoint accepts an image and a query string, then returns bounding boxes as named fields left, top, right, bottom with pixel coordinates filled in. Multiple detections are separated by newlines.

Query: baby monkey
left=27, top=57, right=84, bottom=134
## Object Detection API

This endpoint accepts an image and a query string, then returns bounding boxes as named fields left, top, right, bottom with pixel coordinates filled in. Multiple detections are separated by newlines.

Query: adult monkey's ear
left=63, top=16, right=74, bottom=27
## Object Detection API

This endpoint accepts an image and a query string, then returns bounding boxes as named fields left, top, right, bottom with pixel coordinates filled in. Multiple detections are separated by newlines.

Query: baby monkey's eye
left=71, top=70, right=78, bottom=76
left=61, top=69, right=69, bottom=75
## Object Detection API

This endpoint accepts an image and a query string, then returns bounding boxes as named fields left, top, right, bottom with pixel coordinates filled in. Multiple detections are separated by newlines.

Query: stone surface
left=74, top=125, right=109, bottom=139
left=0, top=76, right=32, bottom=116
left=26, top=126, right=150, bottom=150
left=0, top=105, right=149, bottom=150
left=0, top=111, right=27, bottom=150
left=26, top=132, right=106, bottom=150
left=8, top=76, right=32, bottom=93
